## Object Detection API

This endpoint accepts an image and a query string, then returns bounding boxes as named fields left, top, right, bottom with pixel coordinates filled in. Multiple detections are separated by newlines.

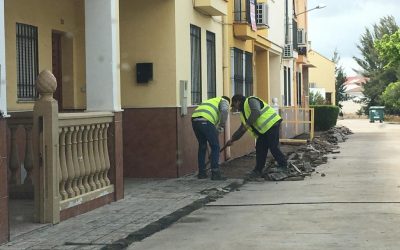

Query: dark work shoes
left=211, top=171, right=227, bottom=181
left=197, top=171, right=208, bottom=179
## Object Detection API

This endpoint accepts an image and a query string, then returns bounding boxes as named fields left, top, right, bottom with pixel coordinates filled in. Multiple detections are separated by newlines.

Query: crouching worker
left=226, top=94, right=287, bottom=178
left=192, top=96, right=230, bottom=180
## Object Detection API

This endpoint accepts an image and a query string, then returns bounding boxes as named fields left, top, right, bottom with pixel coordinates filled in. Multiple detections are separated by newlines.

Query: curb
left=97, top=180, right=244, bottom=250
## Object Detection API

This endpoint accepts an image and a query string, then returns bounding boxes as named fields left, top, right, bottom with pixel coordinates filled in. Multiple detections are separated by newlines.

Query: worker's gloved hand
left=217, top=126, right=224, bottom=133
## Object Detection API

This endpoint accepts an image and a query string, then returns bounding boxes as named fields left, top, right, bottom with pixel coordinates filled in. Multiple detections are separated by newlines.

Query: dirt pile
left=265, top=125, right=353, bottom=181
left=222, top=126, right=353, bottom=181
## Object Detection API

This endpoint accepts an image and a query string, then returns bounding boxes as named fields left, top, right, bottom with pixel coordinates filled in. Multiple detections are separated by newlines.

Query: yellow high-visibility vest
left=240, top=96, right=281, bottom=138
left=192, top=97, right=222, bottom=125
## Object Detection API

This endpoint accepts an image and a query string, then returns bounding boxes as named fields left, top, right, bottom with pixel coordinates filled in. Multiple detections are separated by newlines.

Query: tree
left=381, top=81, right=400, bottom=114
left=374, top=27, right=400, bottom=114
left=354, top=16, right=398, bottom=76
left=309, top=91, right=325, bottom=105
left=375, top=30, right=400, bottom=68
left=354, top=16, right=399, bottom=114
left=332, top=50, right=347, bottom=109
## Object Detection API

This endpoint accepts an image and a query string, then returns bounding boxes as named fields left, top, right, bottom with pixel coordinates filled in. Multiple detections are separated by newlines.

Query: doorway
left=52, top=32, right=63, bottom=110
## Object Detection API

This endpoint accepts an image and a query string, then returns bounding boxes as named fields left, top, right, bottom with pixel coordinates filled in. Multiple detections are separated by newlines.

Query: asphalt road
left=127, top=119, right=400, bottom=250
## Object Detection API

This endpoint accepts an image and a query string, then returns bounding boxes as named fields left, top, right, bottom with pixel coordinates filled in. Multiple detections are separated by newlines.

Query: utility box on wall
left=180, top=80, right=188, bottom=116
left=136, top=63, right=153, bottom=83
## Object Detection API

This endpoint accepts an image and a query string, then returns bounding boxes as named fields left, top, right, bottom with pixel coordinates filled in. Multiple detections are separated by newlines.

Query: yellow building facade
left=308, top=50, right=336, bottom=105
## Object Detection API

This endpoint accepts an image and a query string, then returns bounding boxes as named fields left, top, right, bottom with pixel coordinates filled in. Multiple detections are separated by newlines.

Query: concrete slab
left=127, top=120, right=400, bottom=250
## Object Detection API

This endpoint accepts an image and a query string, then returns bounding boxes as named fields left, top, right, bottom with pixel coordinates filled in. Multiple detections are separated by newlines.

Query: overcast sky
left=307, top=0, right=400, bottom=76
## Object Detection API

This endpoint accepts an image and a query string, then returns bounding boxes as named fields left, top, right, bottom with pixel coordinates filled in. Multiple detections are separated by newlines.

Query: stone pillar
left=109, top=112, right=123, bottom=201
left=33, top=70, right=60, bottom=224
left=0, top=117, right=8, bottom=244
left=85, top=0, right=121, bottom=112
left=0, top=0, right=9, bottom=243
left=0, top=0, right=6, bottom=117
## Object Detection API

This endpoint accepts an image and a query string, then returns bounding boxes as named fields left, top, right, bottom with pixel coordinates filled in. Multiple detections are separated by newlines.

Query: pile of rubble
left=262, top=125, right=353, bottom=181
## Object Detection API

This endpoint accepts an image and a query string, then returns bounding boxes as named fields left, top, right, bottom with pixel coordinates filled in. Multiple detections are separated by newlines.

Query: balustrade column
left=59, top=128, right=68, bottom=200
left=24, top=125, right=34, bottom=185
left=82, top=126, right=93, bottom=192
left=93, top=124, right=105, bottom=187
left=65, top=127, right=77, bottom=198
left=71, top=127, right=82, bottom=196
left=76, top=126, right=86, bottom=194
left=8, top=125, right=20, bottom=185
left=88, top=125, right=98, bottom=190
left=102, top=123, right=111, bottom=186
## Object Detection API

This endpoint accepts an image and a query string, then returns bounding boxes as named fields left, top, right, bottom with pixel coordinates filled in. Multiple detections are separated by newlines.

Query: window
left=326, top=92, right=332, bottom=105
left=297, top=72, right=302, bottom=106
left=283, top=66, right=292, bottom=106
left=190, top=25, right=201, bottom=105
left=234, top=0, right=242, bottom=22
left=244, top=52, right=253, bottom=96
left=16, top=23, right=39, bottom=100
left=288, top=67, right=292, bottom=105
left=206, top=31, right=216, bottom=99
left=231, top=48, right=253, bottom=96
left=232, top=48, right=243, bottom=95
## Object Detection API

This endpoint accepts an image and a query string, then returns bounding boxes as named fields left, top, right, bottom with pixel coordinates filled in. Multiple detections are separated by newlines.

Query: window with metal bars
left=206, top=31, right=216, bottom=99
left=244, top=52, right=253, bottom=96
left=283, top=66, right=292, bottom=106
left=234, top=0, right=255, bottom=23
left=190, top=24, right=202, bottom=105
left=297, top=71, right=302, bottom=106
left=16, top=23, right=39, bottom=100
left=232, top=48, right=244, bottom=95
left=231, top=48, right=253, bottom=96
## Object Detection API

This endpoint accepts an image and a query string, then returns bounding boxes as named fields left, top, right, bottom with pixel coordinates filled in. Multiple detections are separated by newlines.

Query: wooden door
left=52, top=32, right=63, bottom=110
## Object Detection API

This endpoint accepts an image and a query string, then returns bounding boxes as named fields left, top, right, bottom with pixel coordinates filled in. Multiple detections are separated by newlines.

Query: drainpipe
left=222, top=15, right=231, bottom=160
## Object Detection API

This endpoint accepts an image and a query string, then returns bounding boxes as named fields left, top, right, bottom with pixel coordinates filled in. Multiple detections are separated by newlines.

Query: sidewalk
left=0, top=177, right=243, bottom=250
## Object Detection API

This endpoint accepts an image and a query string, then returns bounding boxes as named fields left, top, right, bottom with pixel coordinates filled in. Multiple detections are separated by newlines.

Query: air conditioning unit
left=297, top=28, right=306, bottom=45
left=256, top=3, right=269, bottom=29
left=283, top=44, right=293, bottom=58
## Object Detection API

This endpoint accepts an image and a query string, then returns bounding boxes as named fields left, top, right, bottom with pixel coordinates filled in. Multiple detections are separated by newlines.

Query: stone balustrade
left=58, top=112, right=114, bottom=208
left=7, top=111, right=34, bottom=198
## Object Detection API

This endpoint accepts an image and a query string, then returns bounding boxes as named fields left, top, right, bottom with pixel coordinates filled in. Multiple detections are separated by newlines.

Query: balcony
left=233, top=22, right=257, bottom=40
left=194, top=0, right=227, bottom=16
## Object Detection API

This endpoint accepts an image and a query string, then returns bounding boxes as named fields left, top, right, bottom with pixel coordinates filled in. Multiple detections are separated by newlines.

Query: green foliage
left=310, top=105, right=340, bottom=131
left=354, top=16, right=398, bottom=76
left=332, top=50, right=348, bottom=108
left=355, top=16, right=399, bottom=115
left=375, top=29, right=400, bottom=68
left=382, top=81, right=400, bottom=114
left=309, top=91, right=325, bottom=105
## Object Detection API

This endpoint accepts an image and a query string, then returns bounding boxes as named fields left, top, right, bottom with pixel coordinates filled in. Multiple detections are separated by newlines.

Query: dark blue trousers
left=192, top=120, right=220, bottom=173
left=255, top=121, right=287, bottom=172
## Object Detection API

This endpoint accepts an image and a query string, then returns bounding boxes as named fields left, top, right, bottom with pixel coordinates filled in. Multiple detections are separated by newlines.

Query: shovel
left=204, top=143, right=229, bottom=171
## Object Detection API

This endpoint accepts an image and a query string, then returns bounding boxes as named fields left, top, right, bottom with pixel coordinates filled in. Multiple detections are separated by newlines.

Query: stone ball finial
left=36, top=70, right=57, bottom=96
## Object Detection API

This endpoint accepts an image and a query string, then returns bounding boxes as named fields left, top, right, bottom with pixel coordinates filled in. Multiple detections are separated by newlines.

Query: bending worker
left=226, top=94, right=287, bottom=178
left=192, top=96, right=230, bottom=180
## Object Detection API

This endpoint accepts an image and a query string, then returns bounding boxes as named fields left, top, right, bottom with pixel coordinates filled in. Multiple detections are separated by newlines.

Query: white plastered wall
left=0, top=0, right=6, bottom=116
left=85, top=0, right=121, bottom=112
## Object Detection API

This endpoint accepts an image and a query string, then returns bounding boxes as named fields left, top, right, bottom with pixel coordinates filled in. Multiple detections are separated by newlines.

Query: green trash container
left=369, top=106, right=385, bottom=123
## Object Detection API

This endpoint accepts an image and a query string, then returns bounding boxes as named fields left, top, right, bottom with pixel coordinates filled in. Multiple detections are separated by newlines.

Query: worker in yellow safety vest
left=192, top=96, right=230, bottom=180
left=226, top=94, right=287, bottom=178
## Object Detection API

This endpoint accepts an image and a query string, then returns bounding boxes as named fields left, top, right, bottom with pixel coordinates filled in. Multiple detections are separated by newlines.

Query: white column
left=85, top=0, right=121, bottom=112
left=0, top=0, right=7, bottom=116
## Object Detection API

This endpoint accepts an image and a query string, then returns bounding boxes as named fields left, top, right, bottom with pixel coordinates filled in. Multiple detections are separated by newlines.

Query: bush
left=310, top=105, right=340, bottom=131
